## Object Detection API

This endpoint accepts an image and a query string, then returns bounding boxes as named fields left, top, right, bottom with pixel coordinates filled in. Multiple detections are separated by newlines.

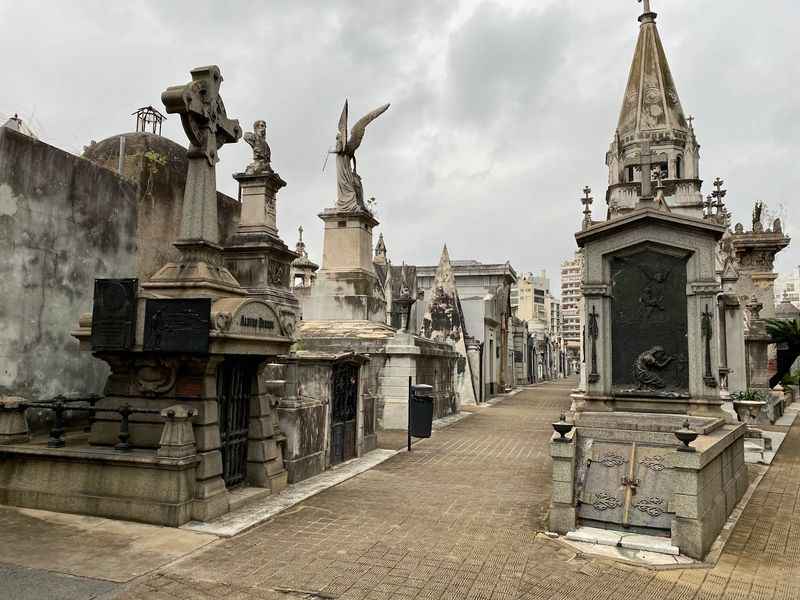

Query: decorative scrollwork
left=640, top=456, right=666, bottom=472
left=596, top=453, right=627, bottom=467
left=632, top=496, right=665, bottom=517
left=592, top=492, right=623, bottom=512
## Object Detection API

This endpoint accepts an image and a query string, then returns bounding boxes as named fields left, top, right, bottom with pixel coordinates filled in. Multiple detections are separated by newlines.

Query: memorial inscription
left=91, top=279, right=138, bottom=351
left=611, top=248, right=689, bottom=396
left=143, top=299, right=211, bottom=353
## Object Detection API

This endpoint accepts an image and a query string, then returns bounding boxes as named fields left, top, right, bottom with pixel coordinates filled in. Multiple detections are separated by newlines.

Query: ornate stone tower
left=606, top=1, right=703, bottom=219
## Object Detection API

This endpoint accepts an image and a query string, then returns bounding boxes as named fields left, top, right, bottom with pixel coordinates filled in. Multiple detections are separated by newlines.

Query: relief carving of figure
left=634, top=346, right=674, bottom=390
left=332, top=100, right=390, bottom=212
left=243, top=120, right=272, bottom=175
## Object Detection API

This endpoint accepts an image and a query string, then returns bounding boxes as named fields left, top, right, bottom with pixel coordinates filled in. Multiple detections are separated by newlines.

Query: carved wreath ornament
left=596, top=453, right=627, bottom=468
left=640, top=456, right=666, bottom=472
left=592, top=492, right=623, bottom=512
left=632, top=497, right=665, bottom=517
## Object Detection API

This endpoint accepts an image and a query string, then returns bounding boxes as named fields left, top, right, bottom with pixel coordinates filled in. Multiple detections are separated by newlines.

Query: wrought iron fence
left=14, top=395, right=162, bottom=451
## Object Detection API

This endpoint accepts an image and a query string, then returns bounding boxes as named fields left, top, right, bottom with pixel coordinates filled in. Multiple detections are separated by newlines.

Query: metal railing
left=17, top=395, right=161, bottom=451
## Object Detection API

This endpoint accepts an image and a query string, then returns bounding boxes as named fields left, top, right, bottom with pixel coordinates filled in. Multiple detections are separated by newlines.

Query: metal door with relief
left=578, top=441, right=673, bottom=531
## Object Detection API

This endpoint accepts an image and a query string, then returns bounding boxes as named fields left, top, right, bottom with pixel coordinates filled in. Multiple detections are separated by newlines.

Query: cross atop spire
left=581, top=186, right=593, bottom=230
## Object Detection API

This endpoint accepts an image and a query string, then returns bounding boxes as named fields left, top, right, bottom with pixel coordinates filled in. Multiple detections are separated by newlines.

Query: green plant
left=765, top=318, right=800, bottom=388
left=730, top=389, right=770, bottom=403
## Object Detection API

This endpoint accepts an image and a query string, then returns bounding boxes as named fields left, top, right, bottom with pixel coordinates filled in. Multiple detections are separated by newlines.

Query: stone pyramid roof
left=617, top=7, right=689, bottom=140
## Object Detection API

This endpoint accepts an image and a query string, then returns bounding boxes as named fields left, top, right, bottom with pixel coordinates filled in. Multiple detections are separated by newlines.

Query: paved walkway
left=3, top=381, right=800, bottom=599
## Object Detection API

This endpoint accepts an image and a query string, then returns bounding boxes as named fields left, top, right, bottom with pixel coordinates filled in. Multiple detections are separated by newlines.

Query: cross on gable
left=161, top=65, right=241, bottom=166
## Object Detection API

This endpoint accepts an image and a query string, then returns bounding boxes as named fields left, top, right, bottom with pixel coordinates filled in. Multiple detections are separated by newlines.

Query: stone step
left=566, top=526, right=680, bottom=555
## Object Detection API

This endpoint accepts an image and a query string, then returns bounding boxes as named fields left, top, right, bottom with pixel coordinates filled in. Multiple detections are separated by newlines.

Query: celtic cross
left=161, top=66, right=242, bottom=247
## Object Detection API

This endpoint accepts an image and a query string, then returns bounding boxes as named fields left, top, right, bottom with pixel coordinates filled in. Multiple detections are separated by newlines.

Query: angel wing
left=243, top=131, right=256, bottom=150
left=345, top=103, right=390, bottom=156
left=337, top=100, right=348, bottom=148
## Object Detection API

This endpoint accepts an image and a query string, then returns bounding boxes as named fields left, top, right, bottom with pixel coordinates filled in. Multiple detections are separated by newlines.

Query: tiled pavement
left=116, top=381, right=800, bottom=600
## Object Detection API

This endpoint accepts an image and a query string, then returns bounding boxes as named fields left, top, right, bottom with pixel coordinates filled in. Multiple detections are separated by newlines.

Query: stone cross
left=162, top=65, right=242, bottom=246
left=637, top=141, right=658, bottom=198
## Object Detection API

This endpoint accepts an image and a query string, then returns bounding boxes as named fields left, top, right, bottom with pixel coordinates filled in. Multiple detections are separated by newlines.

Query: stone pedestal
left=224, top=171, right=300, bottom=334
left=301, top=208, right=386, bottom=322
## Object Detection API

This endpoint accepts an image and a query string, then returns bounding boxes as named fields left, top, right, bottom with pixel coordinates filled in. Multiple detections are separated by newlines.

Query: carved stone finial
left=752, top=201, right=764, bottom=232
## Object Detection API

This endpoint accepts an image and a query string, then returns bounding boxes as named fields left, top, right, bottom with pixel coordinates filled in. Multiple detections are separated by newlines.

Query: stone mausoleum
left=549, top=3, right=747, bottom=560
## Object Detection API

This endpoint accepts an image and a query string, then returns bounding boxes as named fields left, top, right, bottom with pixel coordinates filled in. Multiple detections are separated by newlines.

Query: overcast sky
left=2, top=0, right=799, bottom=295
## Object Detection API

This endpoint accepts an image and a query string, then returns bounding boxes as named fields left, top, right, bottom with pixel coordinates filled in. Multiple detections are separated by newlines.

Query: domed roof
left=776, top=299, right=800, bottom=319
left=82, top=132, right=188, bottom=175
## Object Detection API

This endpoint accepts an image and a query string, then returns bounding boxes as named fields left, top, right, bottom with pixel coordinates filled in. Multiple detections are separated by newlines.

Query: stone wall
left=0, top=128, right=137, bottom=400
left=0, top=129, right=242, bottom=402
left=83, top=132, right=240, bottom=280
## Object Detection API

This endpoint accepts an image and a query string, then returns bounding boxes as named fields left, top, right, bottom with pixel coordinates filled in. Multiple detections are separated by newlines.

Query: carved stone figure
left=752, top=201, right=764, bottom=232
left=333, top=100, right=390, bottom=212
left=634, top=346, right=674, bottom=390
left=773, top=218, right=783, bottom=234
left=243, top=120, right=272, bottom=175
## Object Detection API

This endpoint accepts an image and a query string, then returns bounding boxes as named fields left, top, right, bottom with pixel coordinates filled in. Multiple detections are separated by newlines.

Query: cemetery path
left=3, top=381, right=799, bottom=599
left=114, top=380, right=800, bottom=600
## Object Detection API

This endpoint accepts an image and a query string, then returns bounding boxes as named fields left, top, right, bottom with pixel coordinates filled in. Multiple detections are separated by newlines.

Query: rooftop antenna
left=132, top=105, right=166, bottom=135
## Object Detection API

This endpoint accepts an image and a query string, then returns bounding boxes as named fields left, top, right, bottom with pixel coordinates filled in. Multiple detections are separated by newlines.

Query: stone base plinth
left=549, top=411, right=746, bottom=560
left=0, top=441, right=198, bottom=526
left=301, top=269, right=386, bottom=322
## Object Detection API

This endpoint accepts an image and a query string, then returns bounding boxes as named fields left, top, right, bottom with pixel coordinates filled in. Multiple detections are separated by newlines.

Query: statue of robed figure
left=333, top=100, right=390, bottom=212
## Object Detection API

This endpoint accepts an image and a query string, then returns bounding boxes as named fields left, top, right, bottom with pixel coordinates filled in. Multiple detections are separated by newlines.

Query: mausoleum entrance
left=330, top=362, right=359, bottom=466
left=217, top=359, right=256, bottom=488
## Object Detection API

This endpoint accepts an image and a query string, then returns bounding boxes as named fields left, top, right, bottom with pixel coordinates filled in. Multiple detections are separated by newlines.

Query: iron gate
left=330, top=362, right=359, bottom=466
left=217, top=360, right=254, bottom=488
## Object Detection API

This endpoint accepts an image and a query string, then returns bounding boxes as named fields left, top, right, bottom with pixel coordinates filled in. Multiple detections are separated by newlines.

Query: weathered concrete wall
left=0, top=128, right=137, bottom=400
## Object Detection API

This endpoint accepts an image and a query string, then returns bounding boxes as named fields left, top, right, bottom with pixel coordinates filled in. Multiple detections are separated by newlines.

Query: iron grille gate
left=217, top=361, right=254, bottom=488
left=330, top=363, right=359, bottom=466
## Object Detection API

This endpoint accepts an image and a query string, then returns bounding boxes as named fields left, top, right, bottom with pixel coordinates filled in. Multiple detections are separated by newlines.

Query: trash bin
left=410, top=384, right=434, bottom=438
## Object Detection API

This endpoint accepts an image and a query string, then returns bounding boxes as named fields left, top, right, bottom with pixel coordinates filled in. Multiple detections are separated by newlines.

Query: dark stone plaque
left=611, top=248, right=689, bottom=397
left=91, top=278, right=138, bottom=351
left=143, top=299, right=211, bottom=354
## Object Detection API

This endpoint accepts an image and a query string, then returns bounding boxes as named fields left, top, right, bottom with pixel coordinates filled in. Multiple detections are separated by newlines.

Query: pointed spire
left=374, top=232, right=387, bottom=265
left=618, top=0, right=688, bottom=140
left=434, top=244, right=457, bottom=291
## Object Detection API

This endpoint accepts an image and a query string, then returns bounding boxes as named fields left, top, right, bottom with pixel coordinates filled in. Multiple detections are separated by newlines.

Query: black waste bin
left=410, top=384, right=434, bottom=438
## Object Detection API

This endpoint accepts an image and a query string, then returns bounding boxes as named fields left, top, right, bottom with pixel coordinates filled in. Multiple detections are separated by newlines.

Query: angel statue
left=243, top=120, right=272, bottom=175
left=333, top=100, right=390, bottom=212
